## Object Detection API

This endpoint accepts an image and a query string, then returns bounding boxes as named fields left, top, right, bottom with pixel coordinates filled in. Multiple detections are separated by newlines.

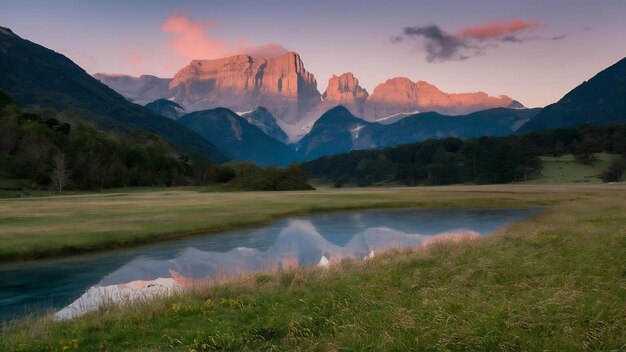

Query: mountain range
left=164, top=104, right=539, bottom=165
left=0, top=26, right=227, bottom=162
left=95, top=53, right=523, bottom=141
left=296, top=106, right=540, bottom=161
left=137, top=51, right=626, bottom=165
left=1, top=26, right=625, bottom=168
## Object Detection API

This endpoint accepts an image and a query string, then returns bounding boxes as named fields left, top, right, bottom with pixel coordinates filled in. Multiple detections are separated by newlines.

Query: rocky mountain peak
left=320, top=72, right=369, bottom=116
left=364, top=77, right=522, bottom=121
left=168, top=51, right=320, bottom=124
left=363, top=77, right=420, bottom=121
left=322, top=72, right=368, bottom=99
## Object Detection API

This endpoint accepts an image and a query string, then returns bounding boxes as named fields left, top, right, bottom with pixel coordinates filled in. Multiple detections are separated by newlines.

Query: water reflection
left=0, top=208, right=541, bottom=321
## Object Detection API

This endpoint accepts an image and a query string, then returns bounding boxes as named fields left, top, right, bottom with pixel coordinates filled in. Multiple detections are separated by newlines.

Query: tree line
left=0, top=92, right=312, bottom=192
left=304, top=125, right=626, bottom=186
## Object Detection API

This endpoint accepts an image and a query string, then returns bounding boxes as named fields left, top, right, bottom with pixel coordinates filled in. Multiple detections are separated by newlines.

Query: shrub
left=598, top=156, right=626, bottom=182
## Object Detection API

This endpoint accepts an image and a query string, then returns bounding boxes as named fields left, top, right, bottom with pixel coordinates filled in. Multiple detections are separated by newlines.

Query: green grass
left=523, top=153, right=623, bottom=184
left=1, top=184, right=625, bottom=351
left=0, top=185, right=579, bottom=262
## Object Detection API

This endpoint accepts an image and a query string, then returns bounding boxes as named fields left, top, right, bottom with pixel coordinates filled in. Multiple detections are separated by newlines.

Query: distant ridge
left=296, top=106, right=540, bottom=161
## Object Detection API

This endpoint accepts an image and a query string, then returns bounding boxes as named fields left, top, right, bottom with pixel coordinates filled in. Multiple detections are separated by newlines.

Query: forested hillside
left=0, top=27, right=226, bottom=161
left=0, top=92, right=312, bottom=192
left=305, top=125, right=626, bottom=186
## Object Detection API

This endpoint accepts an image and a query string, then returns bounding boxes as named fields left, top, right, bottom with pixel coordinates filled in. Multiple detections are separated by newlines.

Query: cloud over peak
left=162, top=12, right=288, bottom=64
left=162, top=13, right=228, bottom=60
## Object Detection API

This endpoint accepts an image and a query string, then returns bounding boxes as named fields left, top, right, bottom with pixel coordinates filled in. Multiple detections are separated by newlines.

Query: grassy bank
left=522, top=153, right=623, bottom=184
left=0, top=184, right=590, bottom=262
left=1, top=184, right=624, bottom=351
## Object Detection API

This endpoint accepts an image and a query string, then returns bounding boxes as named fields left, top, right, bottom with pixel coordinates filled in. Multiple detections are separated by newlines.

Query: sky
left=1, top=0, right=625, bottom=107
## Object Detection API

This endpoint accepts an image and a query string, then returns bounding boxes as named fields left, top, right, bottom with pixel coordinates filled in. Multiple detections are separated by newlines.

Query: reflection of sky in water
left=0, top=207, right=541, bottom=321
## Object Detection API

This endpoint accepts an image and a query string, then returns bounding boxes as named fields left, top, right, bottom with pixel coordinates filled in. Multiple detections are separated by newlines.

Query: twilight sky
left=1, top=0, right=625, bottom=107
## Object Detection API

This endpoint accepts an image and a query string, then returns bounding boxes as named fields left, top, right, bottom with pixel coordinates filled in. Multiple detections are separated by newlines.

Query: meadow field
left=0, top=184, right=585, bottom=262
left=522, top=153, right=624, bottom=184
left=0, top=184, right=625, bottom=351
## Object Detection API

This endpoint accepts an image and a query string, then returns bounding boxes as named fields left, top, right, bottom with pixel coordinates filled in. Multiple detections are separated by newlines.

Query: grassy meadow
left=0, top=184, right=624, bottom=350
left=523, top=153, right=624, bottom=184
left=0, top=184, right=582, bottom=262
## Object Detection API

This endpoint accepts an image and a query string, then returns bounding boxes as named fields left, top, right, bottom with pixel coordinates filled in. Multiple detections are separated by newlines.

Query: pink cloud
left=458, top=19, right=541, bottom=40
left=92, top=12, right=289, bottom=77
left=162, top=13, right=228, bottom=60
left=117, top=54, right=146, bottom=76
left=233, top=40, right=289, bottom=59
left=114, top=41, right=162, bottom=76
left=162, top=12, right=288, bottom=64
left=128, top=54, right=145, bottom=66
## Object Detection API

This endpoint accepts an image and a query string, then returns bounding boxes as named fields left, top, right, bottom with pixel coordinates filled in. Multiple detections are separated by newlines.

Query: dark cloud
left=500, top=35, right=523, bottom=43
left=502, top=34, right=566, bottom=43
left=397, top=25, right=471, bottom=62
left=389, top=35, right=404, bottom=43
left=393, top=22, right=567, bottom=63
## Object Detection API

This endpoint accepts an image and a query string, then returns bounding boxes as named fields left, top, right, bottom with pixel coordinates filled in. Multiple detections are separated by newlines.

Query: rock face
left=363, top=77, right=521, bottom=121
left=93, top=74, right=172, bottom=105
left=363, top=77, right=420, bottom=121
left=169, top=52, right=321, bottom=125
left=413, top=80, right=519, bottom=115
left=321, top=72, right=369, bottom=116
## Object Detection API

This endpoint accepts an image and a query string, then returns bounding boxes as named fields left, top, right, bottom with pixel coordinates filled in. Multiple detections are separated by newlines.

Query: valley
left=1, top=184, right=624, bottom=350
left=1, top=3, right=625, bottom=350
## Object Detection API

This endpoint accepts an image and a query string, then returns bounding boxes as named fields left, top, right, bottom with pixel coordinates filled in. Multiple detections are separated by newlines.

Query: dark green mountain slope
left=381, top=107, right=540, bottom=146
left=296, top=106, right=384, bottom=161
left=519, top=57, right=626, bottom=132
left=178, top=108, right=299, bottom=166
left=0, top=26, right=226, bottom=162
left=145, top=99, right=186, bottom=120
left=240, top=107, right=289, bottom=143
left=297, top=106, right=539, bottom=161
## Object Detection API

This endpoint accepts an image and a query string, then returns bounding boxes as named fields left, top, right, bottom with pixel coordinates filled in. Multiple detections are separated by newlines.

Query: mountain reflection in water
left=0, top=208, right=542, bottom=321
